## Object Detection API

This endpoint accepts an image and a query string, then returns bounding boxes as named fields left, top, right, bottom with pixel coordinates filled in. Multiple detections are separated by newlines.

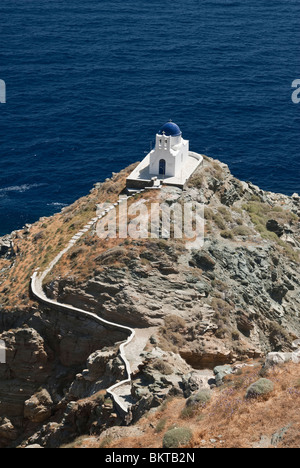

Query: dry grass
left=0, top=164, right=137, bottom=309
left=44, top=189, right=187, bottom=288
left=190, top=362, right=300, bottom=448
left=242, top=201, right=299, bottom=262
left=79, top=362, right=300, bottom=449
left=158, top=315, right=187, bottom=353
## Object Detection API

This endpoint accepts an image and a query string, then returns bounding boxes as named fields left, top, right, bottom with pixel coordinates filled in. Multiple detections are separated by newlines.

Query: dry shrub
left=164, top=315, right=186, bottom=331
left=213, top=214, right=227, bottom=230
left=211, top=298, right=232, bottom=318
left=220, top=230, right=234, bottom=239
left=218, top=206, right=233, bottom=223
left=233, top=225, right=253, bottom=237
left=163, top=427, right=193, bottom=448
left=159, top=315, right=187, bottom=352
left=155, top=418, right=167, bottom=434
left=152, top=359, right=173, bottom=376
left=187, top=172, right=204, bottom=189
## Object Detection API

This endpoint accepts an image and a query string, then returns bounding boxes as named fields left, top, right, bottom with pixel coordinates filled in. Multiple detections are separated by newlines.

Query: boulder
left=0, top=418, right=18, bottom=441
left=182, top=371, right=213, bottom=397
left=85, top=349, right=116, bottom=382
left=182, top=374, right=203, bottom=398
left=271, top=424, right=292, bottom=447
left=190, top=251, right=216, bottom=271
left=236, top=312, right=254, bottom=336
left=269, top=282, right=289, bottom=303
left=266, top=220, right=284, bottom=237
left=213, top=365, right=233, bottom=387
left=0, top=234, right=14, bottom=258
left=24, top=389, right=53, bottom=423
left=265, top=350, right=300, bottom=366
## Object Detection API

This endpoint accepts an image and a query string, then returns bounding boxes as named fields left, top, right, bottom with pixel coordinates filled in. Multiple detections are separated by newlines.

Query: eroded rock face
left=0, top=327, right=52, bottom=446
left=0, top=309, right=127, bottom=447
left=190, top=251, right=216, bottom=271
left=0, top=327, right=52, bottom=418
left=47, top=234, right=298, bottom=369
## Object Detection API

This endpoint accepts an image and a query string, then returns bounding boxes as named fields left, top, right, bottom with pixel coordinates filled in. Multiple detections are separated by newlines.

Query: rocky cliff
left=0, top=156, right=299, bottom=448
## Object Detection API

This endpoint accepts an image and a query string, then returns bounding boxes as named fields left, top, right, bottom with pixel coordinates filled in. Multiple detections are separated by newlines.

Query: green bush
left=181, top=389, right=212, bottom=419
left=231, top=330, right=240, bottom=341
left=155, top=418, right=167, bottom=434
left=220, top=230, right=234, bottom=239
left=163, top=427, right=193, bottom=448
left=217, top=206, right=233, bottom=222
left=186, top=389, right=212, bottom=407
left=213, top=214, right=227, bottom=230
left=180, top=405, right=196, bottom=420
left=233, top=225, right=252, bottom=237
left=246, top=378, right=274, bottom=399
left=204, top=207, right=214, bottom=220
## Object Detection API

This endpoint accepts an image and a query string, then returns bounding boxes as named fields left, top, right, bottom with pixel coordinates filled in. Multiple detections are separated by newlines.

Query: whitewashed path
left=31, top=191, right=149, bottom=418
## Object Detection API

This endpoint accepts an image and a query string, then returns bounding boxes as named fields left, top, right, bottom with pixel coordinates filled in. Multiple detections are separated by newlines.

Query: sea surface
left=0, top=0, right=299, bottom=236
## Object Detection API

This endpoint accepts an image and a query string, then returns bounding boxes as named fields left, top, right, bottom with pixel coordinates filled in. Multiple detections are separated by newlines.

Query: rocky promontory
left=0, top=155, right=299, bottom=448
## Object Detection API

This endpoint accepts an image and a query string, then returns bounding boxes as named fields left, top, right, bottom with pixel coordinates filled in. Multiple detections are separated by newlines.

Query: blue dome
left=159, top=122, right=182, bottom=137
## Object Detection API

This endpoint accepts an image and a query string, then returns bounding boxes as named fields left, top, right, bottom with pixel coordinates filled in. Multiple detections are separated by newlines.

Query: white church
left=126, top=121, right=203, bottom=190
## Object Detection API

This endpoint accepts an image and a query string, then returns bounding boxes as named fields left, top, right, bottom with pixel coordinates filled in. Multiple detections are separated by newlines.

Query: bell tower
left=149, top=121, right=189, bottom=178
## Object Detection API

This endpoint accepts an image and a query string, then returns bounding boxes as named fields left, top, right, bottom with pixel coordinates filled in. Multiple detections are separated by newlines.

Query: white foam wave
left=0, top=183, right=45, bottom=194
left=47, top=202, right=68, bottom=207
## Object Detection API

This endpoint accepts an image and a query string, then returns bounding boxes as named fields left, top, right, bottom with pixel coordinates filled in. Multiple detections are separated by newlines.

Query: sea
left=0, top=0, right=299, bottom=236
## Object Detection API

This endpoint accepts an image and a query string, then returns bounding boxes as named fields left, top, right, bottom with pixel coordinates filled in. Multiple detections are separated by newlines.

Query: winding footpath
left=31, top=191, right=147, bottom=419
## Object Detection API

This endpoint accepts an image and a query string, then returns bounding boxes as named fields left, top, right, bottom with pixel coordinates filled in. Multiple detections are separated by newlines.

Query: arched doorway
left=159, top=159, right=166, bottom=176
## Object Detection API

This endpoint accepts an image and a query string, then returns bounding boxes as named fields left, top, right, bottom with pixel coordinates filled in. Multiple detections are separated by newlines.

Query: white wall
left=149, top=134, right=189, bottom=177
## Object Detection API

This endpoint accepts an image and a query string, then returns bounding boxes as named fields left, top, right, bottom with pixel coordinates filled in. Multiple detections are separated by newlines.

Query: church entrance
left=159, top=159, right=166, bottom=176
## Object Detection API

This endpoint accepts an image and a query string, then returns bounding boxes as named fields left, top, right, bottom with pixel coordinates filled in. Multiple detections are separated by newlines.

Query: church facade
left=149, top=122, right=189, bottom=178
left=126, top=121, right=203, bottom=190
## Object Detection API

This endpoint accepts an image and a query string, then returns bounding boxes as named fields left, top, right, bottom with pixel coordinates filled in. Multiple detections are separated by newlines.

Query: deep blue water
left=0, top=0, right=299, bottom=236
